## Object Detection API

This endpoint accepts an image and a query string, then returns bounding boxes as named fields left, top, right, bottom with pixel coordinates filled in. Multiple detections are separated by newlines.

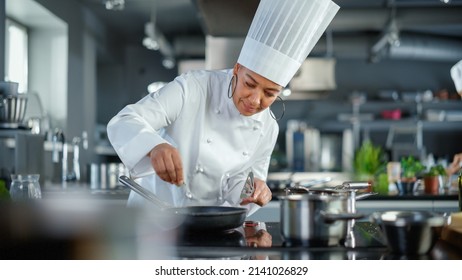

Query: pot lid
left=277, top=192, right=346, bottom=202
left=371, top=211, right=446, bottom=227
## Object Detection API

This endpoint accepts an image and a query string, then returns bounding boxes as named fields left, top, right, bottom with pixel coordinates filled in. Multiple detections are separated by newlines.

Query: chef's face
left=232, top=63, right=283, bottom=116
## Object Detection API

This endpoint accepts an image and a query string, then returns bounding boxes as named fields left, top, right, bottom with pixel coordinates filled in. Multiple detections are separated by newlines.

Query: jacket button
left=186, top=192, right=193, bottom=199
left=243, top=151, right=249, bottom=156
left=215, top=109, right=221, bottom=114
left=206, top=138, right=212, bottom=143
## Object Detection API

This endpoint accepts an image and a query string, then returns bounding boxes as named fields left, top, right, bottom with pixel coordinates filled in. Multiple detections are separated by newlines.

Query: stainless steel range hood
left=193, top=0, right=258, bottom=37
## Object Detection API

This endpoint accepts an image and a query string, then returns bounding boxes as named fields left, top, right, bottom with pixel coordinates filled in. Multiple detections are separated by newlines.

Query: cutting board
left=441, top=212, right=462, bottom=249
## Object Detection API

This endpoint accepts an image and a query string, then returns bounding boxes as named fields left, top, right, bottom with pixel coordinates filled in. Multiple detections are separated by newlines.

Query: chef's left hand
left=240, top=178, right=272, bottom=207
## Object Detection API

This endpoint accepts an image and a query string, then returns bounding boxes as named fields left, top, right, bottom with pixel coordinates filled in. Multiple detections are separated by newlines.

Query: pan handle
left=320, top=211, right=365, bottom=223
left=119, top=175, right=172, bottom=209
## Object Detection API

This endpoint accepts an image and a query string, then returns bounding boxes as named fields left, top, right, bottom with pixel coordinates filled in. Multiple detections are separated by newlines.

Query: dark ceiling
left=77, top=0, right=462, bottom=61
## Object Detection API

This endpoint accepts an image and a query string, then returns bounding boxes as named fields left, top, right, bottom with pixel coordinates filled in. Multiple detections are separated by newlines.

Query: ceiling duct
left=388, top=33, right=462, bottom=62
left=193, top=0, right=462, bottom=62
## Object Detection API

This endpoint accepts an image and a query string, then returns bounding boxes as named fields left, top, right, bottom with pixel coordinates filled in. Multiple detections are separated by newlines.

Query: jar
left=9, top=174, right=42, bottom=201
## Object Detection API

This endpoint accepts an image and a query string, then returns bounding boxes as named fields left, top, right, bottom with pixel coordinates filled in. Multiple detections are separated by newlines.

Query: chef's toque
left=451, top=60, right=462, bottom=94
left=237, top=0, right=340, bottom=87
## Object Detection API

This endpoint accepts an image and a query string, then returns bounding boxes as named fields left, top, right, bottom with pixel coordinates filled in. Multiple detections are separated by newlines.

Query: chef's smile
left=233, top=64, right=282, bottom=116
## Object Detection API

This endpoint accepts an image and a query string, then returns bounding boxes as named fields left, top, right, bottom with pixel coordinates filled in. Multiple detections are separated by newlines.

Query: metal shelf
left=318, top=119, right=462, bottom=132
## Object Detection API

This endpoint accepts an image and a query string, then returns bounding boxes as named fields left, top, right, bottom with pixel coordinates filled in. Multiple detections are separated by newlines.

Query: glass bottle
left=9, top=174, right=42, bottom=201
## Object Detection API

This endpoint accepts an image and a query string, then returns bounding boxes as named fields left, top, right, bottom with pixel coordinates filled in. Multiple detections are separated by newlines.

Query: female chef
left=107, top=0, right=339, bottom=216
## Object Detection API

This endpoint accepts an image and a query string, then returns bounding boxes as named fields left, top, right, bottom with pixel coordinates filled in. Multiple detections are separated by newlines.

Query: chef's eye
left=265, top=91, right=277, bottom=98
left=245, top=82, right=256, bottom=88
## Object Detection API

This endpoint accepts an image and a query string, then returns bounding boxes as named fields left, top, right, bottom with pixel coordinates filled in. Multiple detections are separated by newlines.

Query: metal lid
left=277, top=192, right=347, bottom=202
left=371, top=211, right=446, bottom=227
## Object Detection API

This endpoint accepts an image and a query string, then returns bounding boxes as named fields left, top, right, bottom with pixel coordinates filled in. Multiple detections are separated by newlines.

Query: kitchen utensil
left=278, top=192, right=365, bottom=247
left=9, top=174, right=41, bottom=201
left=240, top=171, right=255, bottom=200
left=370, top=211, right=448, bottom=256
left=280, top=181, right=374, bottom=247
left=0, top=93, right=28, bottom=127
left=292, top=177, right=332, bottom=188
left=0, top=81, right=19, bottom=96
left=119, top=175, right=247, bottom=231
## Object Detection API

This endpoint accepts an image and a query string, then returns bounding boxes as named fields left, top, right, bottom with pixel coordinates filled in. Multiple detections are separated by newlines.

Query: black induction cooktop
left=174, top=221, right=461, bottom=260
left=175, top=222, right=389, bottom=260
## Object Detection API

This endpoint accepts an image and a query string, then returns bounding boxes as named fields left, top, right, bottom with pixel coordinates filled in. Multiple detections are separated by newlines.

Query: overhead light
left=282, top=88, right=292, bottom=97
left=142, top=37, right=159, bottom=50
left=104, top=0, right=125, bottom=11
left=143, top=22, right=176, bottom=69
left=162, top=57, right=176, bottom=69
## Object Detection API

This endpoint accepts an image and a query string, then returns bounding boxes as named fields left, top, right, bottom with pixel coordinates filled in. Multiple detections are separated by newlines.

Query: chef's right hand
left=447, top=153, right=462, bottom=176
left=149, top=143, right=184, bottom=185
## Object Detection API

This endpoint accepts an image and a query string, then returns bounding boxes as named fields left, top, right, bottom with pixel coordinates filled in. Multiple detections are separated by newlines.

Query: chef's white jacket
left=107, top=69, right=279, bottom=216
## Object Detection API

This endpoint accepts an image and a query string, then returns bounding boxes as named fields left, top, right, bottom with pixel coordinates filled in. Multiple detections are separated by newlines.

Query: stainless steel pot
left=280, top=181, right=375, bottom=247
left=279, top=192, right=364, bottom=247
left=285, top=181, right=376, bottom=213
left=370, top=211, right=448, bottom=256
left=0, top=94, right=28, bottom=127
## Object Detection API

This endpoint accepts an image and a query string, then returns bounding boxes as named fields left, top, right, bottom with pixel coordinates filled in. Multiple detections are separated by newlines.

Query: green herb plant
left=424, top=164, right=446, bottom=177
left=353, top=140, right=385, bottom=180
left=400, top=156, right=425, bottom=180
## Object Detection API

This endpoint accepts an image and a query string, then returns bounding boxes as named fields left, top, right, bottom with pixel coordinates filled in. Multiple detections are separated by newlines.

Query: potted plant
left=423, top=164, right=446, bottom=195
left=354, top=141, right=384, bottom=177
left=399, top=156, right=425, bottom=195
left=353, top=140, right=386, bottom=192
left=400, top=156, right=425, bottom=181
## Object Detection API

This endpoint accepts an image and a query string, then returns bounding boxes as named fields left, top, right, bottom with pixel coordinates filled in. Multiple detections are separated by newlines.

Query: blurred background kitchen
left=0, top=0, right=461, bottom=191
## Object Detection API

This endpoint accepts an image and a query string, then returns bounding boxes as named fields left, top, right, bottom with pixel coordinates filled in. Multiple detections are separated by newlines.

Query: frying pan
left=119, top=175, right=247, bottom=231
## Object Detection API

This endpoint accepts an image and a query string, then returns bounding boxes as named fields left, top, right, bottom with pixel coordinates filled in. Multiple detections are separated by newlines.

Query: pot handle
left=321, top=211, right=365, bottom=223
left=338, top=181, right=371, bottom=190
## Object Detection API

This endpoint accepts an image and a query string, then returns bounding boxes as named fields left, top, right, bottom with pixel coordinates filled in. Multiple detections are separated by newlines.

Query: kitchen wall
left=97, top=42, right=461, bottom=162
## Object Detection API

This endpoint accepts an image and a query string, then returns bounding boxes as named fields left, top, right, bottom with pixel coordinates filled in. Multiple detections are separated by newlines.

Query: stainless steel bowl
left=370, top=211, right=448, bottom=256
left=0, top=94, right=28, bottom=127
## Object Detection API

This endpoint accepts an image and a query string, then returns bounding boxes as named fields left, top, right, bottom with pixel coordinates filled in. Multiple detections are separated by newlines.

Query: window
left=5, top=19, right=28, bottom=93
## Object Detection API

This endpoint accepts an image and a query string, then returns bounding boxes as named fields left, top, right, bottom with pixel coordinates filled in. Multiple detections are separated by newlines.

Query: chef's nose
left=248, top=90, right=261, bottom=106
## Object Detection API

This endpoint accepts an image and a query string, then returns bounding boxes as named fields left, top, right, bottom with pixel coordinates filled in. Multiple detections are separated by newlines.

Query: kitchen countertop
left=41, top=180, right=458, bottom=202
left=41, top=181, right=130, bottom=201
left=1, top=198, right=460, bottom=260
left=174, top=221, right=462, bottom=260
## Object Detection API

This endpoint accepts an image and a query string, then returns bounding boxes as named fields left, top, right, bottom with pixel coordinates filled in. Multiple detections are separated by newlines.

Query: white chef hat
left=238, top=0, right=340, bottom=87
